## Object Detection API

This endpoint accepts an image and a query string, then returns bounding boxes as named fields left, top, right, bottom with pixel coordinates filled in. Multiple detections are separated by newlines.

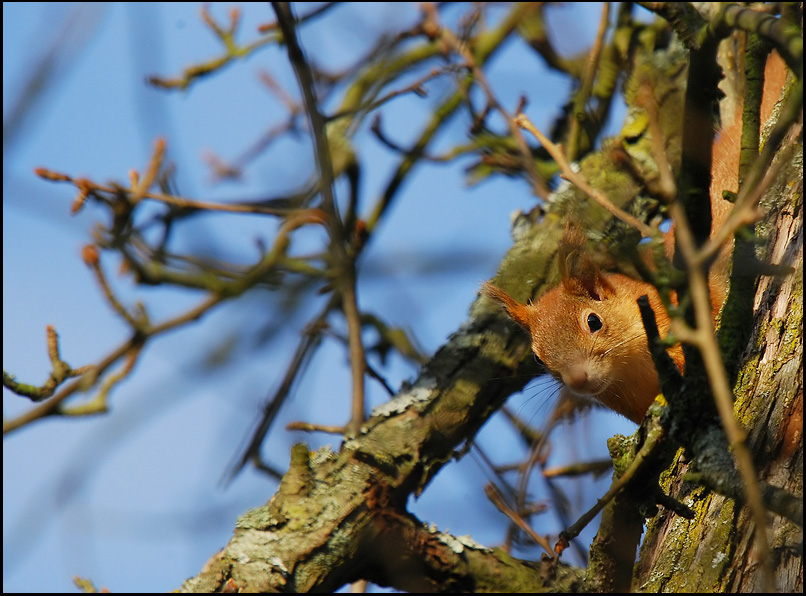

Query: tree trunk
left=634, top=137, right=803, bottom=592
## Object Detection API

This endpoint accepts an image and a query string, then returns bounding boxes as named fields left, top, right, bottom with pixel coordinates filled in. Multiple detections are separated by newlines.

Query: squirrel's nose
left=563, top=364, right=590, bottom=393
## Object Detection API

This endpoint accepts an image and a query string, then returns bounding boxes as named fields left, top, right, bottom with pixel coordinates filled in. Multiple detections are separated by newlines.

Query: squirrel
left=483, top=51, right=787, bottom=424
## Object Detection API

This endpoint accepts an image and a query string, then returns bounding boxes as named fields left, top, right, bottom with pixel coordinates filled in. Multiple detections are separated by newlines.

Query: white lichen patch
left=436, top=532, right=491, bottom=554
left=511, top=210, right=532, bottom=242
left=455, top=534, right=490, bottom=551
left=438, top=533, right=467, bottom=554
left=269, top=557, right=289, bottom=575
left=368, top=377, right=437, bottom=420
left=711, top=551, right=728, bottom=567
left=310, top=446, right=335, bottom=466
left=424, top=521, right=491, bottom=554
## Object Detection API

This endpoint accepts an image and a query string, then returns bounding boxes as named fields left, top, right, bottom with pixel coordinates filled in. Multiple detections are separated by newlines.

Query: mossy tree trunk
left=634, top=146, right=803, bottom=593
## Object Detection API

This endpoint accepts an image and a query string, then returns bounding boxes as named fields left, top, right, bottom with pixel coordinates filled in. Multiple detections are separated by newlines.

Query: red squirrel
left=483, top=52, right=787, bottom=424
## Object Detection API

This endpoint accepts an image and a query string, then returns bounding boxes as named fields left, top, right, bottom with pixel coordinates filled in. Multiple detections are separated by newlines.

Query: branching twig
left=148, top=4, right=338, bottom=91
left=82, top=245, right=146, bottom=331
left=272, top=2, right=367, bottom=435
left=59, top=344, right=143, bottom=417
left=363, top=3, right=543, bottom=234
left=484, top=482, right=556, bottom=558
left=224, top=302, right=332, bottom=483
left=556, top=411, right=665, bottom=553
left=328, top=67, right=444, bottom=123
left=4, top=205, right=326, bottom=435
left=35, top=166, right=299, bottom=217
left=2, top=326, right=92, bottom=402
left=425, top=4, right=547, bottom=197
left=515, top=113, right=654, bottom=237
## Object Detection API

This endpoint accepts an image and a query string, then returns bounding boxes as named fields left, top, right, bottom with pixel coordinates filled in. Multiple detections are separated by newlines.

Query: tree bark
left=634, top=138, right=803, bottom=592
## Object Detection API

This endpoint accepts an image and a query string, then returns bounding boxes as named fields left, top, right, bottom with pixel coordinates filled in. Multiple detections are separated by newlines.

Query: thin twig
left=85, top=246, right=146, bottom=331
left=285, top=422, right=346, bottom=434
left=148, top=4, right=342, bottom=91
left=224, top=300, right=333, bottom=484
left=566, top=2, right=610, bottom=161
left=59, top=343, right=143, bottom=416
left=557, top=414, right=664, bottom=551
left=2, top=326, right=91, bottom=402
left=4, top=205, right=325, bottom=435
left=484, top=482, right=556, bottom=558
left=35, top=168, right=301, bottom=216
left=515, top=113, right=654, bottom=237
left=427, top=4, right=546, bottom=197
left=329, top=68, right=444, bottom=123
left=3, top=336, right=140, bottom=434
left=273, top=2, right=367, bottom=435
left=542, top=459, right=612, bottom=479
left=362, top=3, right=543, bottom=236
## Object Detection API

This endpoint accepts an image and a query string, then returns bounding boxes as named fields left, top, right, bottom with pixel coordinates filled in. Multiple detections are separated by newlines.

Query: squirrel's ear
left=481, top=282, right=533, bottom=329
left=558, top=226, right=615, bottom=301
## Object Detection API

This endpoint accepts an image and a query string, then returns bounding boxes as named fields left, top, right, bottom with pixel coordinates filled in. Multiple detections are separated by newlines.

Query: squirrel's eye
left=586, top=312, right=603, bottom=333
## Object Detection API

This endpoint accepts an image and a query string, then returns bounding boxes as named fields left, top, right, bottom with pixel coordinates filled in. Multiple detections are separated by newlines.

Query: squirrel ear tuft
left=481, top=282, right=533, bottom=329
left=558, top=225, right=615, bottom=301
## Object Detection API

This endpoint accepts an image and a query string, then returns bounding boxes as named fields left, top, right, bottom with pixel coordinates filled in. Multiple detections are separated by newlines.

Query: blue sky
left=4, top=3, right=635, bottom=591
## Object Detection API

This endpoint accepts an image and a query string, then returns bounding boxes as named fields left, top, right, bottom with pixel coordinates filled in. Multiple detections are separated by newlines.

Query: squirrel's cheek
left=531, top=341, right=546, bottom=363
